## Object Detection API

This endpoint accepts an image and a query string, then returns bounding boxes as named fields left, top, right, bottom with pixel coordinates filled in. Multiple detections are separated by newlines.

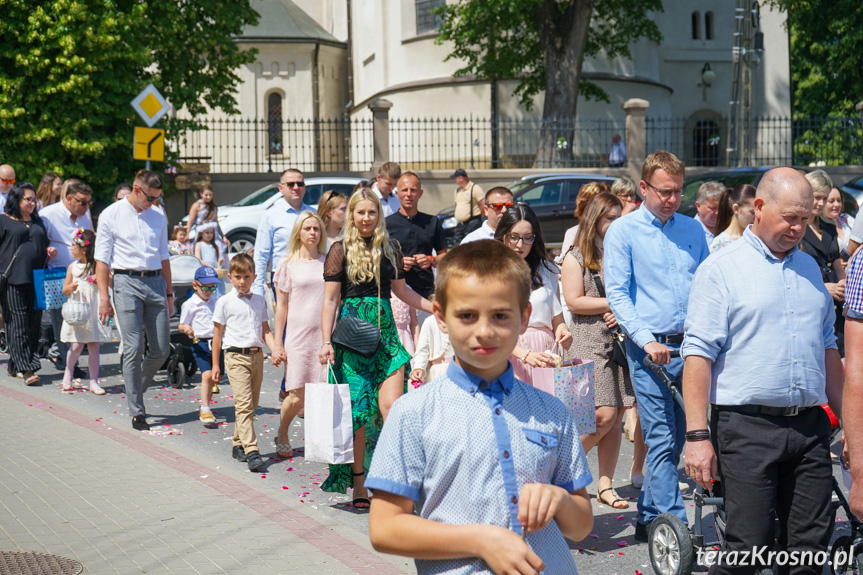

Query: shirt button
left=503, top=450, right=510, bottom=458
left=480, top=382, right=488, bottom=390
left=790, top=310, right=794, bottom=313
left=541, top=437, right=547, bottom=444
left=469, top=388, right=475, bottom=393
left=792, top=334, right=796, bottom=338
left=787, top=285, right=791, bottom=289
left=495, top=408, right=501, bottom=415
left=793, top=359, right=798, bottom=364
left=511, top=496, right=518, bottom=504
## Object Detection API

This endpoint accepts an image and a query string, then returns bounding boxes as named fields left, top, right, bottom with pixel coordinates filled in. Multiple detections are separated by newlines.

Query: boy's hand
left=179, top=325, right=194, bottom=337
left=518, top=483, right=567, bottom=534
left=480, top=525, right=545, bottom=575
left=211, top=366, right=221, bottom=382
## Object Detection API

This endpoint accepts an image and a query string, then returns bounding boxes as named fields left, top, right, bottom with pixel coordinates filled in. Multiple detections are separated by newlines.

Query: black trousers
left=709, top=407, right=833, bottom=575
left=453, top=216, right=482, bottom=244
left=0, top=282, right=42, bottom=375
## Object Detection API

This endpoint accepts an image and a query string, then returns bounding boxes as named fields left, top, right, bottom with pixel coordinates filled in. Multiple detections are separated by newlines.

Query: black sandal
left=352, top=471, right=371, bottom=509
left=597, top=487, right=629, bottom=509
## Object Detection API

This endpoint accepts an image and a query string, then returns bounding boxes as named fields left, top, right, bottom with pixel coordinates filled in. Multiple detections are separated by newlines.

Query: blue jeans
left=626, top=339, right=687, bottom=525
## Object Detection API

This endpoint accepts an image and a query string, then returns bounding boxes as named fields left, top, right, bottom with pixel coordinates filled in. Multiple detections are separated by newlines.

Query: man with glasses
left=253, top=168, right=313, bottom=296
left=40, top=181, right=94, bottom=377
left=0, top=164, right=16, bottom=214
left=95, top=170, right=173, bottom=431
left=461, top=187, right=515, bottom=244
left=604, top=150, right=709, bottom=542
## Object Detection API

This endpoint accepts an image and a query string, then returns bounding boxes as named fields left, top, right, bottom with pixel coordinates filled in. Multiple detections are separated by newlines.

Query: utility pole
left=727, top=0, right=764, bottom=167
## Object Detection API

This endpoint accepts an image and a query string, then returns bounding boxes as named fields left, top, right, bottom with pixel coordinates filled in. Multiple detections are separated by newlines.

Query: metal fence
left=175, top=114, right=863, bottom=173
left=646, top=115, right=863, bottom=167
left=176, top=117, right=374, bottom=173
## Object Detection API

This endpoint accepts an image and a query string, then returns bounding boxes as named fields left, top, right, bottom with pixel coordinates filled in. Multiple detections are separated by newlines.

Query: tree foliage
left=0, top=0, right=258, bottom=196
left=436, top=0, right=662, bottom=110
left=435, top=0, right=662, bottom=166
left=766, top=0, right=863, bottom=117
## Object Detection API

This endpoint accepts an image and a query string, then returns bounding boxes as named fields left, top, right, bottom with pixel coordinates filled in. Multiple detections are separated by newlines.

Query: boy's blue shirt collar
left=446, top=360, right=515, bottom=396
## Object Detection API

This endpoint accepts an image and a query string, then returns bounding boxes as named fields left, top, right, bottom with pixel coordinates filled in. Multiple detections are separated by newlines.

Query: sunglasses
left=488, top=202, right=514, bottom=211
left=1, top=179, right=15, bottom=185
left=135, top=185, right=161, bottom=203
left=69, top=196, right=92, bottom=207
left=280, top=181, right=305, bottom=188
left=198, top=284, right=218, bottom=292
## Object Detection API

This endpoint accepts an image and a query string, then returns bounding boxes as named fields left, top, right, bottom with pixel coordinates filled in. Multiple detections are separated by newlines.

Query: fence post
left=368, top=98, right=393, bottom=172
left=623, top=98, right=650, bottom=181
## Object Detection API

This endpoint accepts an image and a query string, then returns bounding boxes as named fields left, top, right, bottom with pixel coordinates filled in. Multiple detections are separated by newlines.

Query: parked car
left=839, top=173, right=863, bottom=210
left=682, top=168, right=859, bottom=218
left=183, top=177, right=362, bottom=253
left=438, top=173, right=619, bottom=246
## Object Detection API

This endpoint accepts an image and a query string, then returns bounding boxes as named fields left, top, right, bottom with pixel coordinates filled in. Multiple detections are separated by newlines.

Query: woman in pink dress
left=271, top=211, right=329, bottom=458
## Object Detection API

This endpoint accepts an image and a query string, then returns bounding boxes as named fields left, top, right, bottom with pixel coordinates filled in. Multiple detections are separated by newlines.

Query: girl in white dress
left=61, top=228, right=112, bottom=394
left=194, top=223, right=224, bottom=295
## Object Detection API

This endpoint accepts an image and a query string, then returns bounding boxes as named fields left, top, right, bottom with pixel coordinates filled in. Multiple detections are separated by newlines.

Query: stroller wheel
left=831, top=535, right=861, bottom=575
left=0, top=329, right=7, bottom=354
left=649, top=514, right=694, bottom=575
left=167, top=355, right=185, bottom=389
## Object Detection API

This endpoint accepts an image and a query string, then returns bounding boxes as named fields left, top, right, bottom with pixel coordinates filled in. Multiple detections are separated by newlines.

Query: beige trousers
left=225, top=351, right=263, bottom=454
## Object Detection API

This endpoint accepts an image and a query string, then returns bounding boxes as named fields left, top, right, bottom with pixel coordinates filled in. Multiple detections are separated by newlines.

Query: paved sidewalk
left=0, top=381, right=411, bottom=575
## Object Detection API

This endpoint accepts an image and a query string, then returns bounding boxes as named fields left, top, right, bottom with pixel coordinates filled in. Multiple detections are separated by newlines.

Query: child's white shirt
left=179, top=293, right=218, bottom=339
left=411, top=315, right=452, bottom=373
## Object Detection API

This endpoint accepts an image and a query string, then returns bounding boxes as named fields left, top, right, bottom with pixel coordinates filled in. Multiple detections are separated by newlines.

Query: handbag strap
left=589, top=269, right=606, bottom=298
left=2, top=243, right=25, bottom=279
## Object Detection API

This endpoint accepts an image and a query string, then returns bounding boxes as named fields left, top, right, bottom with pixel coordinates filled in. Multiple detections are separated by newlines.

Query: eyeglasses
left=504, top=233, right=536, bottom=245
left=280, top=181, right=305, bottom=188
left=135, top=185, right=161, bottom=203
left=1, top=179, right=15, bottom=185
left=69, top=196, right=92, bottom=207
left=488, top=202, right=514, bottom=211
left=645, top=181, right=683, bottom=199
left=198, top=285, right=218, bottom=292
left=22, top=197, right=37, bottom=204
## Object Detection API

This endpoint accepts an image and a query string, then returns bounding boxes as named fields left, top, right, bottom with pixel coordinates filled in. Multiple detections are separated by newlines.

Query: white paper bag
left=304, top=374, right=355, bottom=465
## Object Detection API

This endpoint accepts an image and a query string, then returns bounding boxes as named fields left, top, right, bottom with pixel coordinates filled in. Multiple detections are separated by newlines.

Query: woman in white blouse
left=495, top=203, right=572, bottom=383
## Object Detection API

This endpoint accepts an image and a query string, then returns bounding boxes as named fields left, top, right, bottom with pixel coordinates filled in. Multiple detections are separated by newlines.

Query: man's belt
left=114, top=269, right=161, bottom=277
left=653, top=333, right=684, bottom=345
left=713, top=404, right=815, bottom=418
left=226, top=346, right=261, bottom=355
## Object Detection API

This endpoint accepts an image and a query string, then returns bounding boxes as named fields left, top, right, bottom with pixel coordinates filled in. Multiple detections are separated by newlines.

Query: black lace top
left=323, top=239, right=404, bottom=299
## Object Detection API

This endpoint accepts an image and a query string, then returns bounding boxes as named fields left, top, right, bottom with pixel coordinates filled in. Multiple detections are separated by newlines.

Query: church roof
left=238, top=0, right=345, bottom=47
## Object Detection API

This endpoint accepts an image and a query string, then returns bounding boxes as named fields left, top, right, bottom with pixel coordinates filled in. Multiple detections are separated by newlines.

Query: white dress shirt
left=179, top=293, right=218, bottom=339
left=252, top=197, right=314, bottom=295
left=212, top=290, right=267, bottom=348
left=94, top=199, right=169, bottom=270
left=460, top=221, right=495, bottom=244
left=40, top=202, right=93, bottom=269
left=694, top=213, right=715, bottom=245
left=0, top=192, right=7, bottom=214
left=528, top=264, right=563, bottom=330
left=373, top=183, right=401, bottom=218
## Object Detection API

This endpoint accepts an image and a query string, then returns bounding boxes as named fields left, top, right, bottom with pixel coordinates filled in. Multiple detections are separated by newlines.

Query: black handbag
left=590, top=270, right=629, bottom=369
left=331, top=276, right=382, bottom=359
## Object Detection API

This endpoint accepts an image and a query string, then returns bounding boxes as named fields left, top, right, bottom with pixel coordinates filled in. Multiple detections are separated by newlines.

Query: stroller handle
left=642, top=349, right=681, bottom=370
left=642, top=350, right=686, bottom=410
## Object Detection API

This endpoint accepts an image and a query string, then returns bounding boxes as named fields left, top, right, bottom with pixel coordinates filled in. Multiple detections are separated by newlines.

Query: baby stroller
left=643, top=352, right=860, bottom=575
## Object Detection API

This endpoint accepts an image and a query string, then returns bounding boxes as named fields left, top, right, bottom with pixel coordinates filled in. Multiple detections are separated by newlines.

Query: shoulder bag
left=589, top=269, right=628, bottom=369
left=0, top=244, right=24, bottom=292
left=331, top=274, right=382, bottom=359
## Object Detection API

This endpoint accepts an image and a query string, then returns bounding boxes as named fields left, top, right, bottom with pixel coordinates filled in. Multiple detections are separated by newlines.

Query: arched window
left=267, top=92, right=282, bottom=155
left=705, top=12, right=714, bottom=40
left=691, top=11, right=701, bottom=40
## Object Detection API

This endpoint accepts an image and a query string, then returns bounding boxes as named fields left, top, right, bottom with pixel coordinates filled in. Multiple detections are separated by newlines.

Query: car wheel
left=227, top=233, right=256, bottom=255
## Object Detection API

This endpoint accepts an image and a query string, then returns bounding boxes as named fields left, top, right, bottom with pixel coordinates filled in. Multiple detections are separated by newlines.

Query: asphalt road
left=3, top=322, right=852, bottom=575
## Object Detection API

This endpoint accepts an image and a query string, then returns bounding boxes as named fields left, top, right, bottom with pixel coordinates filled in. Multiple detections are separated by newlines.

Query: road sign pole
left=146, top=160, right=151, bottom=170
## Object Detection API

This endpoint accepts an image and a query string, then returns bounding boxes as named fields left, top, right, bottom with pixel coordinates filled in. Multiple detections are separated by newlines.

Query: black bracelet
left=685, top=429, right=711, bottom=442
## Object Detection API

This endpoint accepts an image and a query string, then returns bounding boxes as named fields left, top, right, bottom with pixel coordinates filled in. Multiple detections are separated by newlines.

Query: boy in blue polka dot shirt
left=366, top=240, right=593, bottom=575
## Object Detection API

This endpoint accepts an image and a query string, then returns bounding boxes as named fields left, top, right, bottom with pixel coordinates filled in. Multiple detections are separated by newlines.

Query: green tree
left=436, top=0, right=662, bottom=167
left=0, top=0, right=258, bottom=196
left=766, top=0, right=863, bottom=117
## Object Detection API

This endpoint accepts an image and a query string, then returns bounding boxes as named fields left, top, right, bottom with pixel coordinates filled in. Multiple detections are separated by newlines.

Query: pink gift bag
left=533, top=359, right=596, bottom=435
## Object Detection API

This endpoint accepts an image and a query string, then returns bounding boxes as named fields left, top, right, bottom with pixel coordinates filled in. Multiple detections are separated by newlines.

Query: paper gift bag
left=33, top=268, right=69, bottom=310
left=533, top=359, right=596, bottom=435
left=304, top=367, right=354, bottom=465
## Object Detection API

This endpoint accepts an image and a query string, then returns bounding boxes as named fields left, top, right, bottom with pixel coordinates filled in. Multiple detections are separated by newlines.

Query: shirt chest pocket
left=522, top=428, right=558, bottom=480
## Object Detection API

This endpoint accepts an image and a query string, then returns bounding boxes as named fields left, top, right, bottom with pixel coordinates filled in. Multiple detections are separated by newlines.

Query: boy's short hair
left=229, top=253, right=254, bottom=275
left=435, top=240, right=531, bottom=313
left=378, top=161, right=401, bottom=180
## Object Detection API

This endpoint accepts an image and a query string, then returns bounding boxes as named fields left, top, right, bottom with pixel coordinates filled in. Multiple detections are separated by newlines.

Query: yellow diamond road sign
left=131, top=83, right=169, bottom=127
left=134, top=127, right=165, bottom=162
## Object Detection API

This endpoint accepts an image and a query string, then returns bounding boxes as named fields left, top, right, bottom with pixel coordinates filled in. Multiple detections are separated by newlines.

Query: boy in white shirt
left=211, top=254, right=278, bottom=471
left=178, top=266, right=223, bottom=428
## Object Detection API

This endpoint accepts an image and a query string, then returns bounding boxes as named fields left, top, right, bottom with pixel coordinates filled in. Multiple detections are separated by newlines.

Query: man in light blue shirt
left=682, top=168, right=843, bottom=574
left=604, top=150, right=708, bottom=538
left=252, top=168, right=313, bottom=295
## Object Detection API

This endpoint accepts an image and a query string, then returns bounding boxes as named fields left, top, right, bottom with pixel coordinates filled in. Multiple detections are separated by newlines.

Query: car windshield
left=234, top=185, right=278, bottom=207
left=509, top=180, right=534, bottom=195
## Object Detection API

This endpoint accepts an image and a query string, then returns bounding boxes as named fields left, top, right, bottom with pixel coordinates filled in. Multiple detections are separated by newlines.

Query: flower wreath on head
left=197, top=221, right=218, bottom=233
left=72, top=227, right=90, bottom=247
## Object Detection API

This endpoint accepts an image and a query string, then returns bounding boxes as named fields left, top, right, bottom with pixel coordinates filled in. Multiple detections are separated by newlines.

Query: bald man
left=682, top=168, right=843, bottom=575
left=0, top=164, right=16, bottom=214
